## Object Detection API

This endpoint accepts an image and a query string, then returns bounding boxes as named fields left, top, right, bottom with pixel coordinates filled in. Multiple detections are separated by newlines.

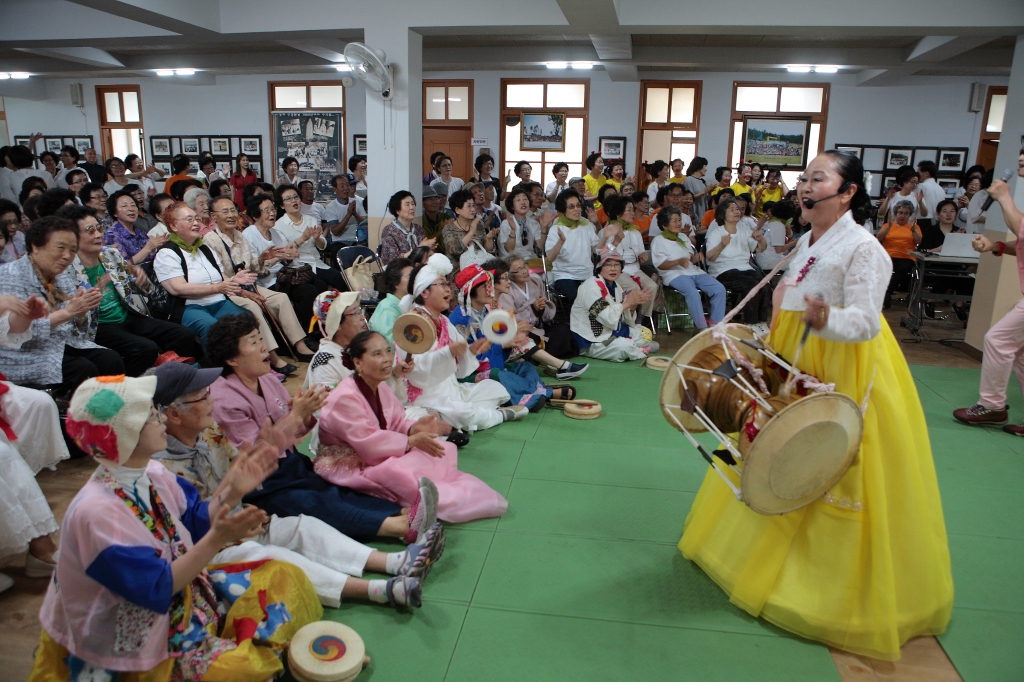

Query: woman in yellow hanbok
left=679, top=150, right=953, bottom=661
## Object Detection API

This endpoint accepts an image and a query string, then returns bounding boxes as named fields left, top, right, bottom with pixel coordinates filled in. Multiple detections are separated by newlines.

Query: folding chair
left=336, top=245, right=384, bottom=313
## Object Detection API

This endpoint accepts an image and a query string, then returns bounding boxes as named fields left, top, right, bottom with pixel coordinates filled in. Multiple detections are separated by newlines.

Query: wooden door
left=977, top=139, right=998, bottom=171
left=423, top=128, right=473, bottom=181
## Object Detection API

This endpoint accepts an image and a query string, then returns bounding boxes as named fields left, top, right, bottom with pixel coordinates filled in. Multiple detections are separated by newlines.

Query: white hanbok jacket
left=570, top=275, right=639, bottom=344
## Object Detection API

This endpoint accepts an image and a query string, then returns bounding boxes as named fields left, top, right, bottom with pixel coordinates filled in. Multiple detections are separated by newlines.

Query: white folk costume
left=570, top=267, right=651, bottom=362
left=397, top=254, right=510, bottom=432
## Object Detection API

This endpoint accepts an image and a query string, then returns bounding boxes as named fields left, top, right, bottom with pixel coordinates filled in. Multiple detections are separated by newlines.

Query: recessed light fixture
left=10, top=72, right=30, bottom=79
left=335, top=64, right=352, bottom=72
left=431, top=98, right=445, bottom=103
left=546, top=61, right=568, bottom=69
left=786, top=65, right=811, bottom=73
left=175, top=68, right=196, bottom=76
left=572, top=61, right=594, bottom=70
left=0, top=73, right=10, bottom=80
left=814, top=65, right=839, bottom=73
left=155, top=69, right=174, bottom=76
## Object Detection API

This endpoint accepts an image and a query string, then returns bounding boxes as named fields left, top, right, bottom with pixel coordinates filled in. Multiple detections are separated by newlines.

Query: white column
left=362, top=25, right=422, bottom=249
left=965, top=34, right=1024, bottom=354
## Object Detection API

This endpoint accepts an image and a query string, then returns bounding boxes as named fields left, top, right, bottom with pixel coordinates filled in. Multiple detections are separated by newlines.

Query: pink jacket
left=38, top=461, right=196, bottom=671
left=211, top=373, right=312, bottom=449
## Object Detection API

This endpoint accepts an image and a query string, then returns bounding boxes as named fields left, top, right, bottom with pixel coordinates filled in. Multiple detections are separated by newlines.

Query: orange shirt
left=881, top=223, right=917, bottom=260
left=163, top=173, right=191, bottom=195
left=700, top=209, right=716, bottom=228
left=596, top=207, right=607, bottom=225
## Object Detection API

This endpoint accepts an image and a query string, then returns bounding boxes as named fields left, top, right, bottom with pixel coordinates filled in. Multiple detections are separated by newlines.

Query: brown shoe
left=953, top=404, right=1008, bottom=425
left=1003, top=423, right=1024, bottom=437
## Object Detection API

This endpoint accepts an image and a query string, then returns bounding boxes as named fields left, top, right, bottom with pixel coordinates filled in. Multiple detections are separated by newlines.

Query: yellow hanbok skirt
left=679, top=310, right=953, bottom=660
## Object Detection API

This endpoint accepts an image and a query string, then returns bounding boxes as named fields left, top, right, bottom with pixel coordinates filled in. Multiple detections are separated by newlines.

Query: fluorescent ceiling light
left=10, top=72, right=30, bottom=79
left=155, top=69, right=174, bottom=76
left=546, top=61, right=567, bottom=69
left=448, top=97, right=462, bottom=102
left=335, top=64, right=352, bottom=72
left=174, top=68, right=195, bottom=76
left=814, top=65, right=838, bottom=73
left=786, top=65, right=811, bottom=73
left=571, top=61, right=593, bottom=69
left=0, top=73, right=9, bottom=80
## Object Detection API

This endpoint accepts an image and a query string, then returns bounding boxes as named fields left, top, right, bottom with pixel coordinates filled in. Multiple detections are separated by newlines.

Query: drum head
left=289, top=621, right=366, bottom=682
left=482, top=309, right=517, bottom=345
left=564, top=399, right=602, bottom=420
left=659, top=324, right=760, bottom=433
left=741, top=392, right=863, bottom=515
left=394, top=312, right=437, bottom=355
left=644, top=356, right=671, bottom=371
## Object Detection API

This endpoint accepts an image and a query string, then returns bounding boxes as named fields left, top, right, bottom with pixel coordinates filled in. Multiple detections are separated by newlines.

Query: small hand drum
left=644, top=356, right=671, bottom=371
left=288, top=621, right=368, bottom=682
left=563, top=399, right=602, bottom=420
left=394, top=312, right=437, bottom=354
left=482, top=309, right=517, bottom=345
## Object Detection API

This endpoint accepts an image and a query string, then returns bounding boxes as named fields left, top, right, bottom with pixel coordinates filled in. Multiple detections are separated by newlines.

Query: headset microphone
left=801, top=182, right=851, bottom=209
left=981, top=169, right=1014, bottom=212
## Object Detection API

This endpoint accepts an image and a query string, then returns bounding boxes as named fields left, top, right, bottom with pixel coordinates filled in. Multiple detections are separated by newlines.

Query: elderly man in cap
left=149, top=360, right=444, bottom=609
left=325, top=172, right=367, bottom=250
left=570, top=247, right=658, bottom=362
left=414, top=180, right=452, bottom=253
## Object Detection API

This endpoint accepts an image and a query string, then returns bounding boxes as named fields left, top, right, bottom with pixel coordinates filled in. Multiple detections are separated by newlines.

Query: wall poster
left=272, top=111, right=344, bottom=201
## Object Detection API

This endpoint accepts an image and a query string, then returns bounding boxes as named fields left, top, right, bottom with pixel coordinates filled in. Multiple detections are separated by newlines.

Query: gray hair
left=183, top=187, right=211, bottom=209
left=656, top=204, right=682, bottom=229
left=892, top=200, right=915, bottom=216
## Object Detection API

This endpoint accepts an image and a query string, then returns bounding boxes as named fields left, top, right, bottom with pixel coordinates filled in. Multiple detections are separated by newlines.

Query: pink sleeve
left=320, top=387, right=409, bottom=466
left=211, top=393, right=261, bottom=448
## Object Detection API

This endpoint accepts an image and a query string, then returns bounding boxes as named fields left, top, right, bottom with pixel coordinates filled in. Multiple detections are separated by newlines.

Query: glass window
left=274, top=86, right=307, bottom=109
left=671, top=142, right=696, bottom=165
left=542, top=117, right=585, bottom=162
left=642, top=129, right=672, bottom=163
left=122, top=91, right=140, bottom=122
left=310, top=85, right=344, bottom=108
left=735, top=86, right=778, bottom=112
left=731, top=121, right=744, bottom=167
left=504, top=123, right=543, bottom=162
left=110, top=128, right=142, bottom=161
left=425, top=86, right=446, bottom=120
left=546, top=83, right=586, bottom=109
left=507, top=84, right=544, bottom=108
left=541, top=162, right=583, bottom=190
left=670, top=87, right=695, bottom=123
left=448, top=86, right=469, bottom=120
left=673, top=130, right=697, bottom=138
left=807, top=123, right=821, bottom=165
left=104, top=91, right=121, bottom=123
left=779, top=87, right=823, bottom=113
left=645, top=87, right=669, bottom=123
left=987, top=93, right=1006, bottom=133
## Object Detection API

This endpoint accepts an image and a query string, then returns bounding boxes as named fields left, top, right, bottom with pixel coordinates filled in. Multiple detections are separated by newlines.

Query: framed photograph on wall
left=835, top=145, right=862, bottom=159
left=151, top=137, right=171, bottom=157
left=882, top=175, right=899, bottom=196
left=353, top=135, right=367, bottom=155
left=13, top=137, right=30, bottom=148
left=216, top=160, right=232, bottom=174
left=599, top=137, right=626, bottom=161
left=741, top=116, right=812, bottom=169
left=210, top=137, right=230, bottom=155
left=240, top=137, right=261, bottom=155
left=249, top=161, right=261, bottom=179
left=188, top=161, right=199, bottom=174
left=938, top=177, right=960, bottom=197
left=153, top=161, right=172, bottom=176
left=520, top=111, right=566, bottom=152
left=75, top=138, right=93, bottom=154
left=44, top=138, right=63, bottom=153
left=939, top=150, right=966, bottom=173
left=885, top=149, right=912, bottom=170
left=180, top=138, right=200, bottom=155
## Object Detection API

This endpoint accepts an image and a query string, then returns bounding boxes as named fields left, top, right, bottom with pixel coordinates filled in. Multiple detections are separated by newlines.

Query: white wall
left=4, top=73, right=367, bottom=174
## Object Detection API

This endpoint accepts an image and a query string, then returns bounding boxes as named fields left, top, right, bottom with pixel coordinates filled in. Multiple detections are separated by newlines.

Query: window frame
left=635, top=80, right=703, bottom=174
left=977, top=85, right=1007, bottom=158
left=499, top=78, right=590, bottom=190
left=727, top=81, right=830, bottom=171
left=95, top=85, right=145, bottom=163
left=422, top=79, right=474, bottom=128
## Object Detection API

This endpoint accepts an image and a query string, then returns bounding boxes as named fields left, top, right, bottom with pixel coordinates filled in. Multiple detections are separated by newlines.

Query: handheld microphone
left=982, top=169, right=1014, bottom=212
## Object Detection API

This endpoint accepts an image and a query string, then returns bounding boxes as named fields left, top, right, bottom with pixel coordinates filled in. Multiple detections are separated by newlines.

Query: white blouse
left=780, top=211, right=892, bottom=344
left=705, top=221, right=759, bottom=277
left=611, top=229, right=646, bottom=275
left=274, top=213, right=329, bottom=271
left=651, top=233, right=703, bottom=281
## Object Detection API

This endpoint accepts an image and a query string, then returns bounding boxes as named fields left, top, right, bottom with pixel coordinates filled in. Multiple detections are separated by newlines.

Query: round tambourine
left=393, top=312, right=437, bottom=355
left=482, top=309, right=517, bottom=346
left=288, top=621, right=368, bottom=682
left=644, top=356, right=671, bottom=371
left=563, top=399, right=602, bottom=420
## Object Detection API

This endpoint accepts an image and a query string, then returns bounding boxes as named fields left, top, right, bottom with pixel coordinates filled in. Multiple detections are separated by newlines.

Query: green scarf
left=555, top=215, right=590, bottom=230
left=660, top=230, right=689, bottom=248
left=609, top=219, right=639, bottom=231
left=168, top=232, right=204, bottom=256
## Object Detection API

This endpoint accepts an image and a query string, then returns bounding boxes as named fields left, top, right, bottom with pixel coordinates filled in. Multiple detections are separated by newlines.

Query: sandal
left=546, top=384, right=576, bottom=401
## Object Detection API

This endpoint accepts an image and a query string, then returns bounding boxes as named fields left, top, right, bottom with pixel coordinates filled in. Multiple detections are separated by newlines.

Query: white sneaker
left=500, top=406, right=529, bottom=422
left=0, top=572, right=13, bottom=593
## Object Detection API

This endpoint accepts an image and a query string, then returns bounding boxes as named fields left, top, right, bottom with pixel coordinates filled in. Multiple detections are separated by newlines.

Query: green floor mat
left=938, top=608, right=1024, bottom=682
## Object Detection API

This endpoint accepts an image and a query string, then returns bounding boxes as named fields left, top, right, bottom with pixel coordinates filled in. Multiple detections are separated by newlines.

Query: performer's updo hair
left=821, top=149, right=874, bottom=225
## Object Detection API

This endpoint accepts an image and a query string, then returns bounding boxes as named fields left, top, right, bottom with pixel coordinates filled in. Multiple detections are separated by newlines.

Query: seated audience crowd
left=0, top=138, right=983, bottom=679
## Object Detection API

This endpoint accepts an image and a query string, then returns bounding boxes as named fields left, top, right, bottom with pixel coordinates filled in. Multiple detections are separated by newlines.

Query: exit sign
left=471, top=138, right=488, bottom=146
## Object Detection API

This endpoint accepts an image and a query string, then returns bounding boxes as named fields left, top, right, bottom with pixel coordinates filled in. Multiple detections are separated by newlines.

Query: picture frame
left=13, top=136, right=31, bottom=148
left=188, top=161, right=199, bottom=174
left=835, top=145, right=862, bottom=159
left=353, top=134, right=367, bottom=155
left=938, top=149, right=966, bottom=173
left=249, top=161, right=261, bottom=178
left=180, top=138, right=200, bottom=155
left=240, top=137, right=261, bottom=155
left=74, top=137, right=92, bottom=154
left=741, top=116, right=812, bottom=169
left=210, top=137, right=230, bottom=155
left=911, top=149, right=937, bottom=167
left=150, top=137, right=171, bottom=157
left=885, top=148, right=913, bottom=170
left=882, top=175, right=899, bottom=197
left=938, top=177, right=960, bottom=197
left=520, top=111, right=566, bottom=152
left=598, top=137, right=626, bottom=161
left=44, top=137, right=63, bottom=153
left=153, top=161, right=172, bottom=176
left=216, top=160, right=232, bottom=174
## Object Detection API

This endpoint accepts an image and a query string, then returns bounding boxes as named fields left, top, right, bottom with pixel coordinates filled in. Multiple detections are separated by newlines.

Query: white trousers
left=414, top=376, right=509, bottom=432
left=581, top=330, right=649, bottom=362
left=0, top=441, right=58, bottom=563
left=212, top=514, right=374, bottom=608
left=2, top=383, right=69, bottom=474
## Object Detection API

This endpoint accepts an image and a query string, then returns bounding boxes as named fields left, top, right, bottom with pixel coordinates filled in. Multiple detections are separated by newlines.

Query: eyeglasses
left=146, top=408, right=164, bottom=424
left=215, top=208, right=240, bottom=216
left=176, top=216, right=199, bottom=225
left=90, top=193, right=107, bottom=201
left=81, top=224, right=103, bottom=235
left=260, top=206, right=277, bottom=214
left=179, top=387, right=212, bottom=405
left=281, top=194, right=300, bottom=202
left=512, top=265, right=529, bottom=274
left=564, top=203, right=582, bottom=210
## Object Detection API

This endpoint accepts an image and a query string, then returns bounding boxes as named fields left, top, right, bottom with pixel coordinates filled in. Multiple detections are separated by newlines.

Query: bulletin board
left=272, top=111, right=344, bottom=201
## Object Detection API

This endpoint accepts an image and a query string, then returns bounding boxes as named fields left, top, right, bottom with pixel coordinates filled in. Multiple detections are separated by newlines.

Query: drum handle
left=665, top=408, right=743, bottom=501
left=674, top=366, right=746, bottom=465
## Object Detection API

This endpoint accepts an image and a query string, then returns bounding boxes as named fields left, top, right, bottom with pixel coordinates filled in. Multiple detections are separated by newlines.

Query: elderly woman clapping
left=876, top=199, right=921, bottom=309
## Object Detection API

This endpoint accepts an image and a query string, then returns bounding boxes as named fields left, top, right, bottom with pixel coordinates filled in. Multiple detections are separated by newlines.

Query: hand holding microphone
left=982, top=169, right=1015, bottom=212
